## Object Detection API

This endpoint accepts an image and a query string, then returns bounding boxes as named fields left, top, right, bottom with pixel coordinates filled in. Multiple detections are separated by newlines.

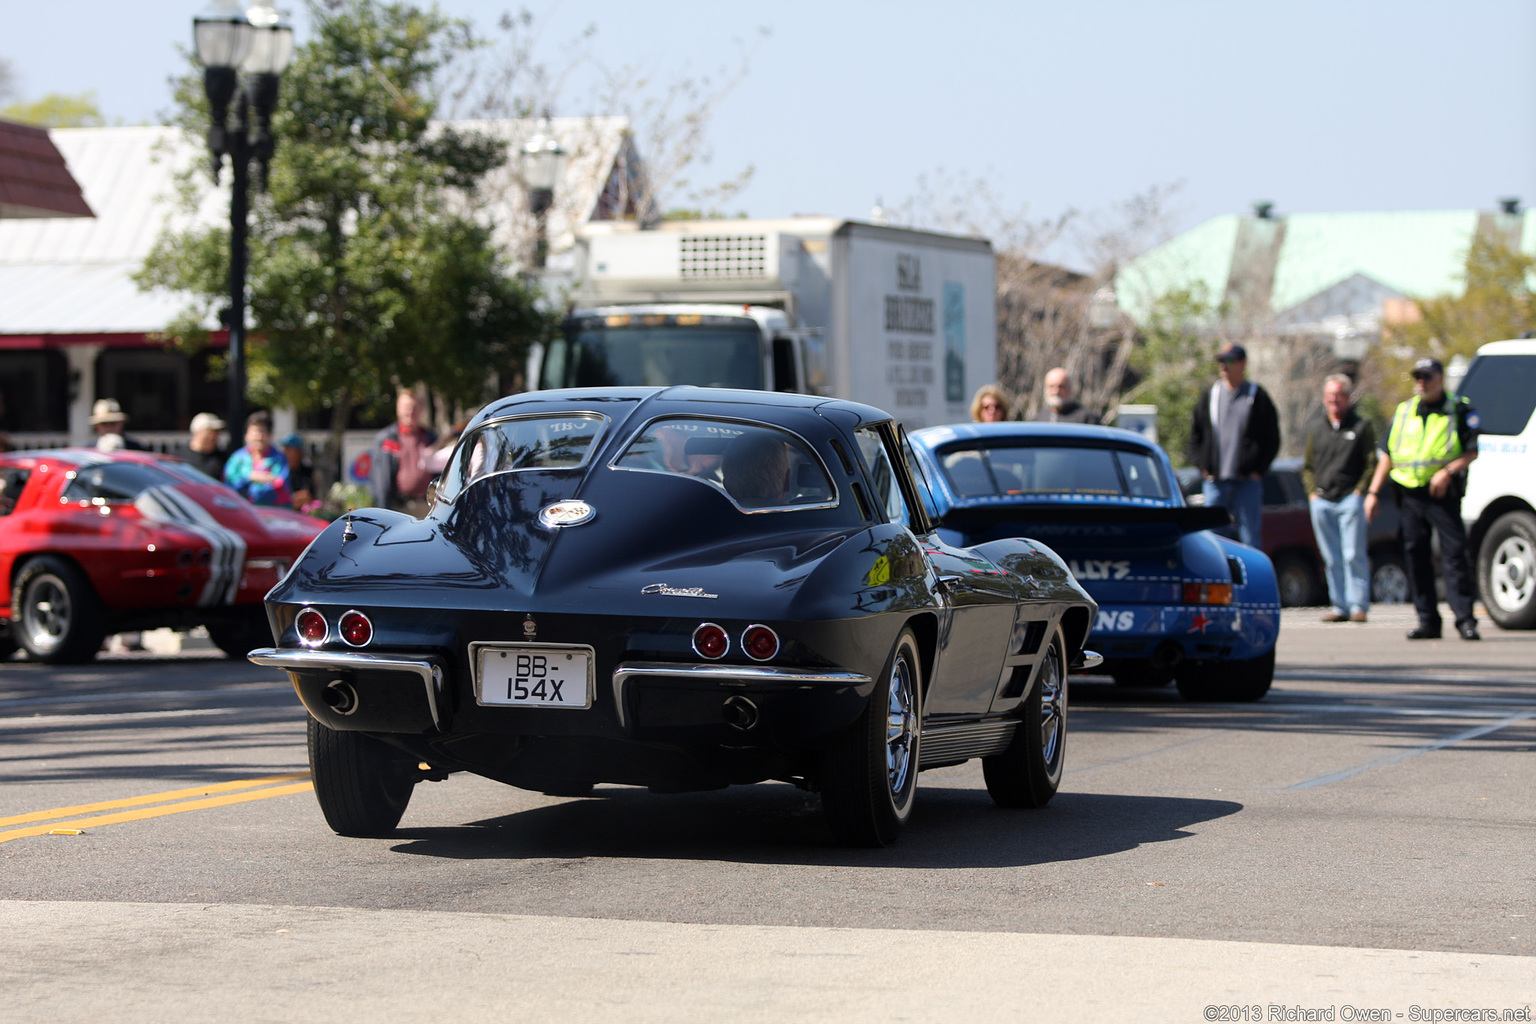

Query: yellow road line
left=0, top=772, right=311, bottom=828
left=0, top=782, right=314, bottom=844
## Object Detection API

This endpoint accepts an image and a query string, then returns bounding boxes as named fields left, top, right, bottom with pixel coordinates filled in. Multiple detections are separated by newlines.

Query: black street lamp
left=193, top=0, right=294, bottom=434
left=518, top=119, right=566, bottom=271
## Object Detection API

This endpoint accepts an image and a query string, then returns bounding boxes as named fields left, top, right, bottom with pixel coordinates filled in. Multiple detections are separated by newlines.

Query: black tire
left=1175, top=648, right=1274, bottom=702
left=206, top=612, right=274, bottom=660
left=821, top=628, right=922, bottom=847
left=1273, top=552, right=1323, bottom=607
left=984, top=628, right=1068, bottom=808
left=307, top=718, right=416, bottom=837
left=12, top=556, right=106, bottom=664
left=1478, top=510, right=1536, bottom=630
left=1370, top=549, right=1411, bottom=605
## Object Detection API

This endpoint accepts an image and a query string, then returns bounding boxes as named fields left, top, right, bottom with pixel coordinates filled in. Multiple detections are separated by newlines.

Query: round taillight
left=296, top=608, right=328, bottom=645
left=339, top=610, right=373, bottom=647
left=742, top=624, right=779, bottom=661
left=692, top=622, right=729, bottom=660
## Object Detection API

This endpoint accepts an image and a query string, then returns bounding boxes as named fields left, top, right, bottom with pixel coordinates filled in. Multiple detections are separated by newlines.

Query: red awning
left=0, top=119, right=94, bottom=219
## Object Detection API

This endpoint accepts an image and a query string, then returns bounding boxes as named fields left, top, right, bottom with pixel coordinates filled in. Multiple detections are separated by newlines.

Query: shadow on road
left=385, top=785, right=1242, bottom=868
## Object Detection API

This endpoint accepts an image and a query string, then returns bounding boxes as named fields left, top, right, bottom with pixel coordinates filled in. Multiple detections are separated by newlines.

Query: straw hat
left=90, top=398, right=129, bottom=425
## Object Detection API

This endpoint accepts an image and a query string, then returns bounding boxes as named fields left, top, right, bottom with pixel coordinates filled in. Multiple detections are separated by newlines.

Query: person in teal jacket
left=223, top=410, right=292, bottom=507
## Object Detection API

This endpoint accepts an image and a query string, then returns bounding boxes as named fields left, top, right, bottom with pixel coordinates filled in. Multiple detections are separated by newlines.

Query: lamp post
left=193, top=0, right=293, bottom=435
left=518, top=120, right=566, bottom=271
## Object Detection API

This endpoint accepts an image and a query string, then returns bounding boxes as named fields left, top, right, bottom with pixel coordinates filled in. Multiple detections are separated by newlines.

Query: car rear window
left=1456, top=353, right=1536, bottom=436
left=61, top=462, right=182, bottom=504
left=936, top=444, right=1171, bottom=500
left=613, top=417, right=837, bottom=512
left=437, top=413, right=606, bottom=501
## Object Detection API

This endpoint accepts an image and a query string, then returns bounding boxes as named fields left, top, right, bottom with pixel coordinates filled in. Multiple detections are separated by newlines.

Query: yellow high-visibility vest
left=1387, top=396, right=1464, bottom=489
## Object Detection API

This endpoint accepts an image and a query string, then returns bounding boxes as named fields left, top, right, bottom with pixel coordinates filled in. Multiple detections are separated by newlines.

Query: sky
left=5, top=0, right=1535, bottom=268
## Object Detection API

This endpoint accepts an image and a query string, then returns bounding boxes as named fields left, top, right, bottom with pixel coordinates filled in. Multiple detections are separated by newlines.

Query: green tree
left=136, top=0, right=555, bottom=462
left=0, top=91, right=106, bottom=128
left=1393, top=236, right=1536, bottom=360
left=1121, top=286, right=1221, bottom=465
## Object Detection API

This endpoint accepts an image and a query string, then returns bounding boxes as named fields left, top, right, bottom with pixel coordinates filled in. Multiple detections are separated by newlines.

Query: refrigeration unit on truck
left=535, top=217, right=996, bottom=429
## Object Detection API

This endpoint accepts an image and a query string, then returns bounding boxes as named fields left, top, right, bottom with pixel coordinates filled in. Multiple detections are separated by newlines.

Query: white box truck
left=534, top=217, right=996, bottom=429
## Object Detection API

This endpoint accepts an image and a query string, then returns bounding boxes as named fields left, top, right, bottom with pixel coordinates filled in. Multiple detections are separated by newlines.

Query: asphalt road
left=2, top=606, right=1533, bottom=1021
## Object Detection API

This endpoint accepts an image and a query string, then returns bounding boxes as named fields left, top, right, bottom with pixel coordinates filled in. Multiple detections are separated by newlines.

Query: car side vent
left=1014, top=619, right=1047, bottom=656
left=1228, top=557, right=1246, bottom=585
left=827, top=437, right=854, bottom=475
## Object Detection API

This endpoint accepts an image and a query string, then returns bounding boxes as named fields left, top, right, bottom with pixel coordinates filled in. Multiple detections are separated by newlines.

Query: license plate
left=474, top=644, right=594, bottom=708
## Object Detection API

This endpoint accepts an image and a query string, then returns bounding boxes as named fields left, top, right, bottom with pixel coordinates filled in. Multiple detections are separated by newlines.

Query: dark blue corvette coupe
left=252, top=388, right=1099, bottom=847
left=908, top=422, right=1280, bottom=702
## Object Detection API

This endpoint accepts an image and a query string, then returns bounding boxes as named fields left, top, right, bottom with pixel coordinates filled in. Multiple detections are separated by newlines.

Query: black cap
left=1217, top=343, right=1247, bottom=363
left=1412, top=357, right=1444, bottom=377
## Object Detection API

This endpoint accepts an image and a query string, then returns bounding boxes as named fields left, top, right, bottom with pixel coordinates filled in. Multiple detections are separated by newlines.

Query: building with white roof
left=0, top=117, right=641, bottom=445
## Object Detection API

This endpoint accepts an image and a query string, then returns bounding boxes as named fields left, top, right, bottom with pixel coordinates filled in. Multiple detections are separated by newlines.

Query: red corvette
left=0, top=448, right=327, bottom=663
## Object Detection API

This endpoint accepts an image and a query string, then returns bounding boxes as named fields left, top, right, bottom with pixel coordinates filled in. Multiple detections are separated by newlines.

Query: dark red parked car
left=0, top=448, right=327, bottom=662
left=1178, top=460, right=1407, bottom=607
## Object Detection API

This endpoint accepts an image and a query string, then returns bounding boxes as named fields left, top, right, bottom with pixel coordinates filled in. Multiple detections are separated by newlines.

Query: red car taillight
left=296, top=608, right=328, bottom=645
left=692, top=622, right=729, bottom=660
left=338, top=610, right=373, bottom=647
left=742, top=624, right=779, bottom=661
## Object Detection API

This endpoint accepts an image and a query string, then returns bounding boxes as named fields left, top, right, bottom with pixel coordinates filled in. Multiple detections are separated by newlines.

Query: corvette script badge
left=641, top=583, right=719, bottom=599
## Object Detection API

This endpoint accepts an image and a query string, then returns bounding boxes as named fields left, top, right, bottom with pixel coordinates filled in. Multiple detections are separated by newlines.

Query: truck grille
left=679, top=235, right=768, bottom=279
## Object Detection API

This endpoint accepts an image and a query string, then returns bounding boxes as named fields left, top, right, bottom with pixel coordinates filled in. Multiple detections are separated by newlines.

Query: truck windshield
left=542, top=321, right=764, bottom=390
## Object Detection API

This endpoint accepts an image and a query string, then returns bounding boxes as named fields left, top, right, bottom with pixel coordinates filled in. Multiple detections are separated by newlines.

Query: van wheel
left=13, top=557, right=106, bottom=664
left=821, top=628, right=922, bottom=847
left=1479, top=511, right=1536, bottom=629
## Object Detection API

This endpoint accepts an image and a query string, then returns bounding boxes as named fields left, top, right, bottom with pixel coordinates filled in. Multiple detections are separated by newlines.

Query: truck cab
left=538, top=304, right=828, bottom=395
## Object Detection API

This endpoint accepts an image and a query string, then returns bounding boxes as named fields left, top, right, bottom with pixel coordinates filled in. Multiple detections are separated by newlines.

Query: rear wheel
left=1273, top=552, right=1323, bottom=607
left=206, top=611, right=273, bottom=660
left=1370, top=549, right=1410, bottom=604
left=983, top=628, right=1067, bottom=808
left=821, top=628, right=921, bottom=847
left=12, top=556, right=105, bottom=664
left=1478, top=511, right=1536, bottom=630
left=1175, top=648, right=1274, bottom=702
left=307, top=719, right=416, bottom=837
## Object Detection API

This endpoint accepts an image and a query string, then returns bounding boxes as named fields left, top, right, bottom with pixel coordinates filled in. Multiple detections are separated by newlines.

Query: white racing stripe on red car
left=134, top=486, right=248, bottom=606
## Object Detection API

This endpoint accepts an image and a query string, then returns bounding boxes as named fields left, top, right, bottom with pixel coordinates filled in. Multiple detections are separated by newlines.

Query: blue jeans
left=1203, top=477, right=1263, bottom=549
left=1309, top=492, right=1370, bottom=615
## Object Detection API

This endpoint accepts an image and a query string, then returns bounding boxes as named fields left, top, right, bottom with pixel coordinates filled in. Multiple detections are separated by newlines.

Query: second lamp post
left=193, top=0, right=294, bottom=435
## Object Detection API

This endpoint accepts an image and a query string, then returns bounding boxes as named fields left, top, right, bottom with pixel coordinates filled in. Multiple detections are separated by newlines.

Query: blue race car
left=908, top=423, right=1279, bottom=701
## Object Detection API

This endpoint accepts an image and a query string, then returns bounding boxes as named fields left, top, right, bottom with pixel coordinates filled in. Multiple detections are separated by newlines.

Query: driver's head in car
left=722, top=433, right=792, bottom=506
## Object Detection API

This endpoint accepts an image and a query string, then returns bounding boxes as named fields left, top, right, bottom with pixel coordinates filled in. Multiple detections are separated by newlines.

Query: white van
left=1457, top=337, right=1536, bottom=629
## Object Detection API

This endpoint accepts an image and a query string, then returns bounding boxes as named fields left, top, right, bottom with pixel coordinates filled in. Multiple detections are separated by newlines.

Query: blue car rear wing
left=937, top=502, right=1232, bottom=536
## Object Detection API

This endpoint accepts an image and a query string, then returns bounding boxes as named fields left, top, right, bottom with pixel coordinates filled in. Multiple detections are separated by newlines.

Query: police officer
left=1364, top=357, right=1481, bottom=640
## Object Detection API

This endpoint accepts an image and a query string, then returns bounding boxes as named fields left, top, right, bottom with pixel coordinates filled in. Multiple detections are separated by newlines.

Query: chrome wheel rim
left=885, top=653, right=916, bottom=797
left=1491, top=536, right=1535, bottom=612
left=21, top=573, right=71, bottom=653
left=1372, top=562, right=1410, bottom=604
left=1038, top=649, right=1065, bottom=769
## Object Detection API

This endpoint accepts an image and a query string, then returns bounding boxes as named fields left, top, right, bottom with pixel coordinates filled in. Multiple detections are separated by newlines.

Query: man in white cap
left=186, top=412, right=230, bottom=479
left=90, top=399, right=146, bottom=451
